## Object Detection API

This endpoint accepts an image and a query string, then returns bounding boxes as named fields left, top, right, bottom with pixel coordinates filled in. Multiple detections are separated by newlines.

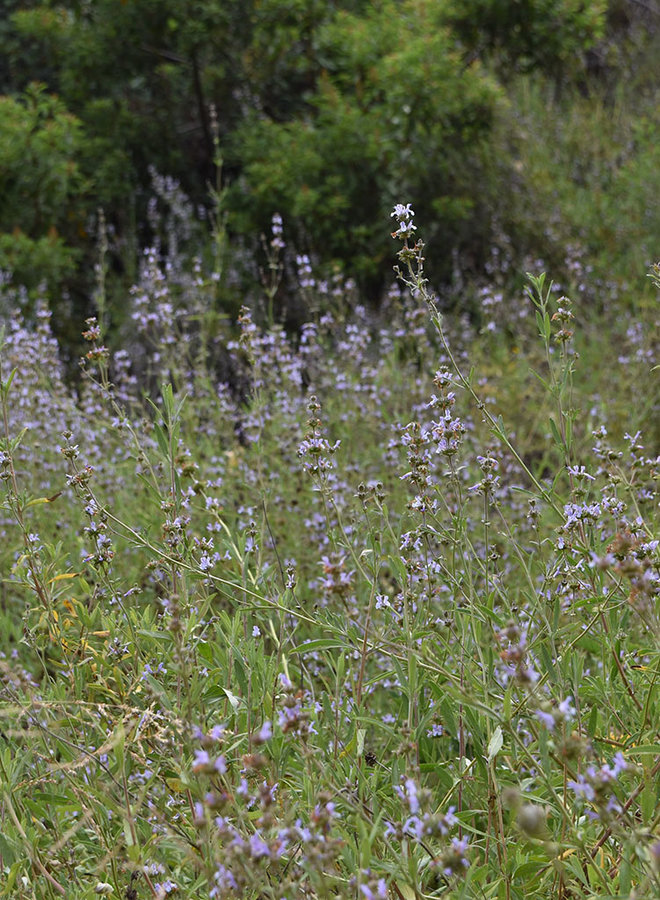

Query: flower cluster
left=551, top=296, right=575, bottom=343
left=60, top=430, right=116, bottom=568
left=534, top=697, right=575, bottom=731
left=426, top=367, right=466, bottom=458
left=386, top=777, right=468, bottom=880
left=355, top=869, right=388, bottom=899
left=276, top=673, right=313, bottom=737
left=270, top=212, right=285, bottom=252
left=390, top=203, right=417, bottom=240
left=568, top=752, right=629, bottom=821
left=191, top=724, right=228, bottom=774
left=297, top=396, right=341, bottom=480
left=495, top=621, right=538, bottom=685
left=469, top=454, right=501, bottom=498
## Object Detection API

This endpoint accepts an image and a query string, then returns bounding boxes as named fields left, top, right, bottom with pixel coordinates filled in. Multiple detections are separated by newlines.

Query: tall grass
left=0, top=210, right=658, bottom=900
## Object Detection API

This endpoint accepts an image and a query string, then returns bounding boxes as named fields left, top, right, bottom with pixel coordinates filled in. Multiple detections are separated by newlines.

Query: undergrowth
left=0, top=209, right=658, bottom=899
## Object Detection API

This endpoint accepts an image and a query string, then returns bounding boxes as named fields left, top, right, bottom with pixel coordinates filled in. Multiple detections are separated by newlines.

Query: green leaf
left=114, top=723, right=125, bottom=771
left=487, top=726, right=503, bottom=763
left=223, top=688, right=241, bottom=710
left=535, top=309, right=546, bottom=338
left=203, top=684, right=229, bottom=701
left=587, top=704, right=598, bottom=736
left=232, top=652, right=248, bottom=696
left=548, top=417, right=564, bottom=450
left=32, top=791, right=75, bottom=807
left=502, top=682, right=513, bottom=723
left=0, top=860, right=22, bottom=895
left=0, top=832, right=17, bottom=866
left=640, top=774, right=656, bottom=824
left=627, top=743, right=660, bottom=755
left=1, top=366, right=17, bottom=396
left=152, top=421, right=170, bottom=458
left=619, top=844, right=631, bottom=896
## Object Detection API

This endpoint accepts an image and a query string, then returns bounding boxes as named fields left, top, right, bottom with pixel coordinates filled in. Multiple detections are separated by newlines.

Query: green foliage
left=2, top=0, right=645, bottom=322
left=231, top=1, right=506, bottom=286
left=443, top=0, right=608, bottom=77
left=503, top=74, right=660, bottom=289
left=0, top=83, right=86, bottom=289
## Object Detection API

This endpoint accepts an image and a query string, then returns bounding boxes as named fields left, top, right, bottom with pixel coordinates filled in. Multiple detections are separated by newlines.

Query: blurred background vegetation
left=0, top=0, right=658, bottom=346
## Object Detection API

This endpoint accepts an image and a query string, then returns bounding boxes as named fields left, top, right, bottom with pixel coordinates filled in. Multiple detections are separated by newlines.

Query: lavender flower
left=391, top=204, right=417, bottom=239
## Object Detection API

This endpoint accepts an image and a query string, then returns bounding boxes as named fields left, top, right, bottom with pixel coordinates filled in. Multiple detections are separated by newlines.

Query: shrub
left=0, top=83, right=87, bottom=292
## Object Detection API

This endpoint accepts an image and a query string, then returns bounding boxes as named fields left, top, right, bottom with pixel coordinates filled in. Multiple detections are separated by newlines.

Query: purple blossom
left=210, top=864, right=237, bottom=896
left=611, top=751, right=627, bottom=775
left=237, top=777, right=250, bottom=798
left=395, top=777, right=420, bottom=814
left=192, top=749, right=226, bottom=774
left=249, top=831, right=271, bottom=859
left=534, top=709, right=556, bottom=730
left=192, top=749, right=210, bottom=770
left=256, top=720, right=272, bottom=743
left=568, top=773, right=596, bottom=802
left=444, top=836, right=470, bottom=875
left=558, top=697, right=575, bottom=720
left=360, top=881, right=388, bottom=900
left=209, top=724, right=226, bottom=741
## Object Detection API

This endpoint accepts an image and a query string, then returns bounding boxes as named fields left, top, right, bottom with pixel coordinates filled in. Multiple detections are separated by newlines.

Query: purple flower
left=403, top=815, right=425, bottom=840
left=192, top=748, right=226, bottom=774
left=296, top=821, right=313, bottom=843
left=534, top=709, right=555, bottom=731
left=249, top=831, right=271, bottom=859
left=192, top=749, right=210, bottom=771
left=210, top=864, right=237, bottom=896
left=360, top=882, right=387, bottom=900
left=395, top=777, right=420, bottom=814
left=558, top=697, right=575, bottom=720
left=237, top=777, right=250, bottom=798
left=568, top=774, right=595, bottom=802
left=611, top=752, right=627, bottom=775
left=256, top=720, right=272, bottom=743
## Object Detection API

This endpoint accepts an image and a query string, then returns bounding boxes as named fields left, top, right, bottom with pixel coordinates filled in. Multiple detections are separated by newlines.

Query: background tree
left=2, top=0, right=657, bottom=335
left=0, top=83, right=87, bottom=295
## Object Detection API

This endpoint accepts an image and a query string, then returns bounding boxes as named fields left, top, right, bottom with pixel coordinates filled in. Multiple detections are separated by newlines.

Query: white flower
left=391, top=203, right=415, bottom=220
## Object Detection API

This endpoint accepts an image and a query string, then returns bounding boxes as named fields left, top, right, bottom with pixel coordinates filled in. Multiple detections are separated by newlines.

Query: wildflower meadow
left=0, top=194, right=658, bottom=900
